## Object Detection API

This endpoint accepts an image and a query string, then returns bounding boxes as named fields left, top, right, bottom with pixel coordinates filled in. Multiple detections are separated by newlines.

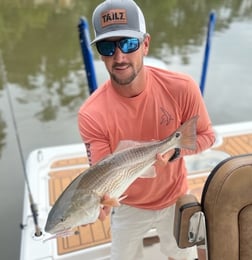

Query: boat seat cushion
left=202, top=154, right=252, bottom=260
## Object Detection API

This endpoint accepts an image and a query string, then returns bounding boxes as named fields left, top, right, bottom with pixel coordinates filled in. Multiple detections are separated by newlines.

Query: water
left=0, top=1, right=252, bottom=259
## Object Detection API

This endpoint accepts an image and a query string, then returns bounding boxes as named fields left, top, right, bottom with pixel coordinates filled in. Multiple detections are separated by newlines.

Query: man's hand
left=99, top=193, right=111, bottom=221
left=154, top=149, right=175, bottom=167
left=81, top=194, right=111, bottom=227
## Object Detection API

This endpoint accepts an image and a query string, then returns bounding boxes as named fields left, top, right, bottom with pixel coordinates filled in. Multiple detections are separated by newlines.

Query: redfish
left=45, top=116, right=198, bottom=237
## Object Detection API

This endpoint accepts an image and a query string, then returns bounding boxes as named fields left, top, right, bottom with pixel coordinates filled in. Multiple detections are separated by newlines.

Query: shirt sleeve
left=78, top=111, right=111, bottom=166
left=179, top=76, right=216, bottom=156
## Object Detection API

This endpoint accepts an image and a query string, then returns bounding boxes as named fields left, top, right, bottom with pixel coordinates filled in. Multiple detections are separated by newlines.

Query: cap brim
left=91, top=30, right=145, bottom=44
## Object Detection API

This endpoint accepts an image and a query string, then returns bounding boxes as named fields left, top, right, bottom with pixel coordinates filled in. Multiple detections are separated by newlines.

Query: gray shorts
left=110, top=204, right=197, bottom=260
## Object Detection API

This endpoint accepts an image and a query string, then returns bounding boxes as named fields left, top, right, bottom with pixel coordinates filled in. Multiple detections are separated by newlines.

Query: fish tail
left=177, top=115, right=199, bottom=150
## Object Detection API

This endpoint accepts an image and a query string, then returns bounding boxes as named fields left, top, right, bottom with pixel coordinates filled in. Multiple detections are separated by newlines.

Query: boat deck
left=48, top=133, right=252, bottom=255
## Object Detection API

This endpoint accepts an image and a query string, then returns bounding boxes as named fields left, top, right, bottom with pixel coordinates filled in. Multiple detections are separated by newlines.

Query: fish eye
left=175, top=132, right=180, bottom=138
left=60, top=217, right=65, bottom=222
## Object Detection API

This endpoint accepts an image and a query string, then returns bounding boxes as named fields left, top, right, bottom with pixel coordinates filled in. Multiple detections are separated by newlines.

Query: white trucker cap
left=91, top=0, right=146, bottom=44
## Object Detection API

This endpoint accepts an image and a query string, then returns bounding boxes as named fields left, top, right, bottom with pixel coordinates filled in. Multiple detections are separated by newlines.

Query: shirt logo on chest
left=160, top=107, right=174, bottom=126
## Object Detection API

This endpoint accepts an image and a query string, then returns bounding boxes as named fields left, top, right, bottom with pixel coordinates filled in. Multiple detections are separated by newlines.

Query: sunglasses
left=96, top=37, right=141, bottom=56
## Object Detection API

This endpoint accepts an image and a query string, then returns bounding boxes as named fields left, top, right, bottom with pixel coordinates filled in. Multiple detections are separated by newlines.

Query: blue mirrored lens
left=96, top=38, right=140, bottom=56
left=119, top=38, right=139, bottom=53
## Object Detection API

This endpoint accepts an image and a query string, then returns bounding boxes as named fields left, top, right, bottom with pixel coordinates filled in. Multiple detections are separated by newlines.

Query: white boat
left=19, top=120, right=252, bottom=260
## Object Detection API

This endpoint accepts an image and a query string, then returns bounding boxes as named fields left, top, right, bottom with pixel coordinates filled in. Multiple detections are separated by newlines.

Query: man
left=78, top=0, right=215, bottom=259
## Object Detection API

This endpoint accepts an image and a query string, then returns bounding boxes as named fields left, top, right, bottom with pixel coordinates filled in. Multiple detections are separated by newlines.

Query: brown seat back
left=202, top=154, right=252, bottom=260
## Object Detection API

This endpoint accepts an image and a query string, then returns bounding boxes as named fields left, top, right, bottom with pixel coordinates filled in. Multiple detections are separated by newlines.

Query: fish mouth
left=43, top=229, right=79, bottom=242
left=45, top=221, right=71, bottom=235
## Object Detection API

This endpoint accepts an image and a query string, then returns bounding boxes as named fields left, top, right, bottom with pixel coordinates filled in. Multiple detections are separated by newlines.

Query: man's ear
left=143, top=33, right=151, bottom=56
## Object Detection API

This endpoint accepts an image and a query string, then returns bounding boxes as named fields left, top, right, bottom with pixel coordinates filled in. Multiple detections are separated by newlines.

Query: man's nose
left=113, top=46, right=125, bottom=61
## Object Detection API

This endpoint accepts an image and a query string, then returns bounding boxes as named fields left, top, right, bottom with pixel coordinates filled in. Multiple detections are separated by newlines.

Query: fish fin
left=114, top=139, right=158, bottom=153
left=114, top=140, right=143, bottom=152
left=177, top=115, right=199, bottom=151
left=101, top=197, right=120, bottom=207
left=101, top=195, right=128, bottom=207
left=139, top=166, right=157, bottom=178
left=118, top=194, right=128, bottom=201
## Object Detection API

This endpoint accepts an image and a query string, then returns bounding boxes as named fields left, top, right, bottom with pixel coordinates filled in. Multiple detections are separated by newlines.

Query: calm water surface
left=0, top=1, right=252, bottom=259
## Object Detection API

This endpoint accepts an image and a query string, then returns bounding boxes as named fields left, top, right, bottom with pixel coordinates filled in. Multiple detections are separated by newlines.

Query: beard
left=110, top=61, right=143, bottom=85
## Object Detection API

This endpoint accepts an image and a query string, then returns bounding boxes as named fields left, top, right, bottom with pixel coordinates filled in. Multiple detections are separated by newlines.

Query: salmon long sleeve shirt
left=78, top=66, right=215, bottom=210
